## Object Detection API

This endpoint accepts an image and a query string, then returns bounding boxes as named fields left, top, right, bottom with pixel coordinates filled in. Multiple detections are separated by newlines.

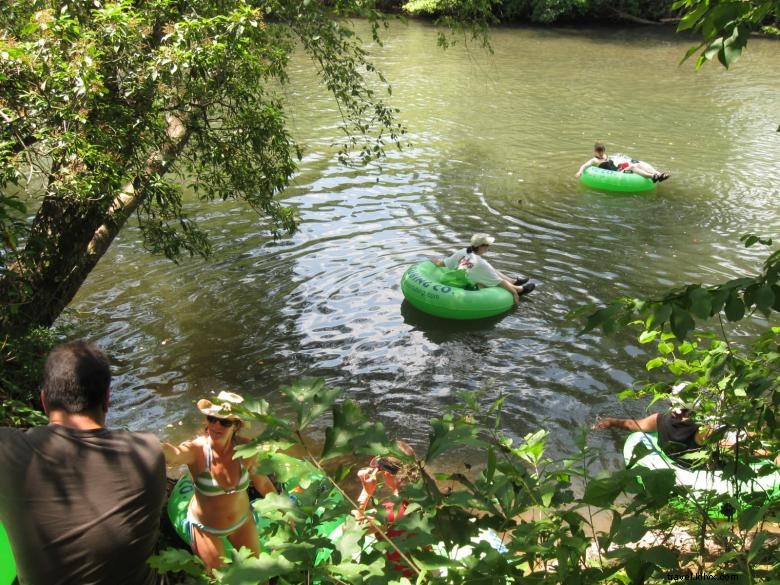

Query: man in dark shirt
left=0, top=340, right=166, bottom=585
left=593, top=408, right=703, bottom=466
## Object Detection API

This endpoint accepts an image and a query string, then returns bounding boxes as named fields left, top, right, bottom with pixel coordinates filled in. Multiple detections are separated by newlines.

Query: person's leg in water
left=628, top=161, right=671, bottom=182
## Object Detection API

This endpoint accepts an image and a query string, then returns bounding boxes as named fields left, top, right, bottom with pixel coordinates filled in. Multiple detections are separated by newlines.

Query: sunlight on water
left=65, top=22, right=780, bottom=468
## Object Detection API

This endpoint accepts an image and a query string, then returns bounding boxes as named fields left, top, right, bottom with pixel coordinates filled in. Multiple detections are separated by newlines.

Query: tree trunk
left=0, top=112, right=193, bottom=337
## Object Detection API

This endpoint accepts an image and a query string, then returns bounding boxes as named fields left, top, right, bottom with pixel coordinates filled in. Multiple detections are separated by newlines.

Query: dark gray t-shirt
left=0, top=424, right=166, bottom=585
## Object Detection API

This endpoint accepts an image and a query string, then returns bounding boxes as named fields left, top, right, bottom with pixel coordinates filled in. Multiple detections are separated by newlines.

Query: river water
left=64, top=22, right=780, bottom=469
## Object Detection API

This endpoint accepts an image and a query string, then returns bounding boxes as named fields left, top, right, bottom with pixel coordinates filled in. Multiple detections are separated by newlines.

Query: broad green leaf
left=640, top=546, right=678, bottom=568
left=639, top=330, right=659, bottom=344
left=646, top=356, right=667, bottom=371
left=747, top=531, right=769, bottom=562
left=282, top=379, right=341, bottom=430
left=218, top=551, right=297, bottom=584
left=724, top=292, right=745, bottom=321
left=738, top=504, right=767, bottom=531
left=753, top=284, right=775, bottom=315
left=670, top=306, right=695, bottom=341
left=322, top=400, right=390, bottom=460
left=613, top=515, right=648, bottom=545
left=647, top=303, right=672, bottom=329
left=583, top=474, right=628, bottom=507
left=688, top=287, right=712, bottom=319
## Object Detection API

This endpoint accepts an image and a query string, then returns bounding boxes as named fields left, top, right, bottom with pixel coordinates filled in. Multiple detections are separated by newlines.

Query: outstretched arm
left=251, top=472, right=277, bottom=496
left=593, top=413, right=659, bottom=432
left=161, top=440, right=198, bottom=466
left=576, top=158, right=596, bottom=178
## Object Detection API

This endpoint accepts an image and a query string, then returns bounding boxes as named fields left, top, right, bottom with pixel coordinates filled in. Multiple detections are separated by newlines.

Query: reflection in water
left=64, top=23, right=780, bottom=469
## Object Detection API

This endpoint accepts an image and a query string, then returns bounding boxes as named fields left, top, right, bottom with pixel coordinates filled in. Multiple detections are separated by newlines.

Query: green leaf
left=688, top=287, right=713, bottom=319
left=641, top=546, right=678, bottom=568
left=148, top=547, right=204, bottom=577
left=646, top=357, right=667, bottom=371
left=670, top=306, right=695, bottom=341
left=322, top=400, right=390, bottom=460
left=725, top=291, right=745, bottom=321
left=218, top=551, right=297, bottom=584
left=613, top=515, right=649, bottom=545
left=486, top=446, right=496, bottom=483
left=747, top=531, right=769, bottom=562
left=583, top=473, right=629, bottom=507
left=282, top=379, right=342, bottom=430
left=584, top=303, right=624, bottom=334
left=424, top=415, right=482, bottom=463
left=639, top=330, right=659, bottom=344
left=647, top=303, right=672, bottom=329
left=738, top=504, right=767, bottom=531
left=753, top=284, right=775, bottom=315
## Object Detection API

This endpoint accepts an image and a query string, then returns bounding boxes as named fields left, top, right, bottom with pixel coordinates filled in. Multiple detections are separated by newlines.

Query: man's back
left=0, top=424, right=165, bottom=585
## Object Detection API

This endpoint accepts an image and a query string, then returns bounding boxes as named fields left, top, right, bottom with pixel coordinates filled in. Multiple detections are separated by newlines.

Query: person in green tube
left=432, top=233, right=536, bottom=305
left=576, top=142, right=670, bottom=182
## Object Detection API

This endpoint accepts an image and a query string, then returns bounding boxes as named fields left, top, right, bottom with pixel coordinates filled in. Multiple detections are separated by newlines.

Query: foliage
left=152, top=353, right=778, bottom=584
left=0, top=399, right=48, bottom=427
left=0, top=1, right=492, bottom=339
left=402, top=0, right=499, bottom=47
left=150, top=239, right=779, bottom=583
left=672, top=0, right=780, bottom=68
left=578, top=235, right=779, bottom=343
left=402, top=0, right=672, bottom=24
left=0, top=325, right=63, bottom=405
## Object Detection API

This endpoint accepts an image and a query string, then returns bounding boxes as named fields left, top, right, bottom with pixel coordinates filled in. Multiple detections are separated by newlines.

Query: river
left=63, top=21, right=780, bottom=470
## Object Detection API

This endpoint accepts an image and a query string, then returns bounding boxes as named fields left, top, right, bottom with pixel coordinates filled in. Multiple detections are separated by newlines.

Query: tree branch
left=85, top=111, right=192, bottom=261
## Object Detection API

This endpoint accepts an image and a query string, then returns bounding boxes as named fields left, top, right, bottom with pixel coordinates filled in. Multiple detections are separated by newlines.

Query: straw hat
left=196, top=391, right=245, bottom=421
left=470, top=233, right=495, bottom=248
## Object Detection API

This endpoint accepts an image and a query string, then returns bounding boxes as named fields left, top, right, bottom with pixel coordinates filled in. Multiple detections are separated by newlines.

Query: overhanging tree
left=0, top=0, right=496, bottom=340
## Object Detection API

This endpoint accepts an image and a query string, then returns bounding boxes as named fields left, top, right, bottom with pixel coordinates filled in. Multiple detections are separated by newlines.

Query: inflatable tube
left=167, top=454, right=345, bottom=551
left=0, top=522, right=15, bottom=585
left=624, top=432, right=780, bottom=517
left=401, top=261, right=514, bottom=320
left=580, top=166, right=655, bottom=193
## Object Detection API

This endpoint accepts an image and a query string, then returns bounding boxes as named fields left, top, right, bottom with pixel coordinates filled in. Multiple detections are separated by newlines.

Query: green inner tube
left=580, top=166, right=655, bottom=193
left=401, top=260, right=514, bottom=320
left=167, top=454, right=345, bottom=563
left=623, top=432, right=780, bottom=518
left=0, top=522, right=15, bottom=585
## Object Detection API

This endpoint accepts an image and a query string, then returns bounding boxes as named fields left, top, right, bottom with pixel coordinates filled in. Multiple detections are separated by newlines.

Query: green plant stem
left=292, top=429, right=424, bottom=581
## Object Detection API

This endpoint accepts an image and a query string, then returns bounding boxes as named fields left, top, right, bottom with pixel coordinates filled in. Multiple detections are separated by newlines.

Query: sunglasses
left=206, top=415, right=237, bottom=428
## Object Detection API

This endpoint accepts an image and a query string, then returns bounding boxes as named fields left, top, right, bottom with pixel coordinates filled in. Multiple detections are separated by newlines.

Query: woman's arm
left=241, top=453, right=278, bottom=496
left=161, top=440, right=198, bottom=466
left=251, top=472, right=277, bottom=496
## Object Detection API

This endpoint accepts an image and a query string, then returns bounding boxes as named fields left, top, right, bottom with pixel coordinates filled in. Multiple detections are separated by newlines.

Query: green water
left=64, top=22, right=780, bottom=468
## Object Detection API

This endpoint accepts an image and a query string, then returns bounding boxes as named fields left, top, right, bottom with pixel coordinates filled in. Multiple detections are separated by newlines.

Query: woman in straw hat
left=432, top=233, right=536, bottom=305
left=162, top=391, right=276, bottom=572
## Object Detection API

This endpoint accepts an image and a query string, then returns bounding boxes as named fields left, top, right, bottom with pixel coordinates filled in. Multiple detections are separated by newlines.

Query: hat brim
left=196, top=398, right=242, bottom=421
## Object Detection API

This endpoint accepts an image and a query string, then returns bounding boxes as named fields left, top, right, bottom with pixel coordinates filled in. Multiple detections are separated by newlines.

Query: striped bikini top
left=193, top=439, right=251, bottom=496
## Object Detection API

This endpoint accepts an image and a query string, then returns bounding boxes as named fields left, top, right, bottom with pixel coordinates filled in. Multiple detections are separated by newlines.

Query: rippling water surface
left=64, top=23, right=780, bottom=468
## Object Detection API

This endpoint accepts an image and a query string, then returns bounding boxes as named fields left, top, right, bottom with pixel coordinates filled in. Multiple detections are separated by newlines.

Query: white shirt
left=443, top=250, right=502, bottom=287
